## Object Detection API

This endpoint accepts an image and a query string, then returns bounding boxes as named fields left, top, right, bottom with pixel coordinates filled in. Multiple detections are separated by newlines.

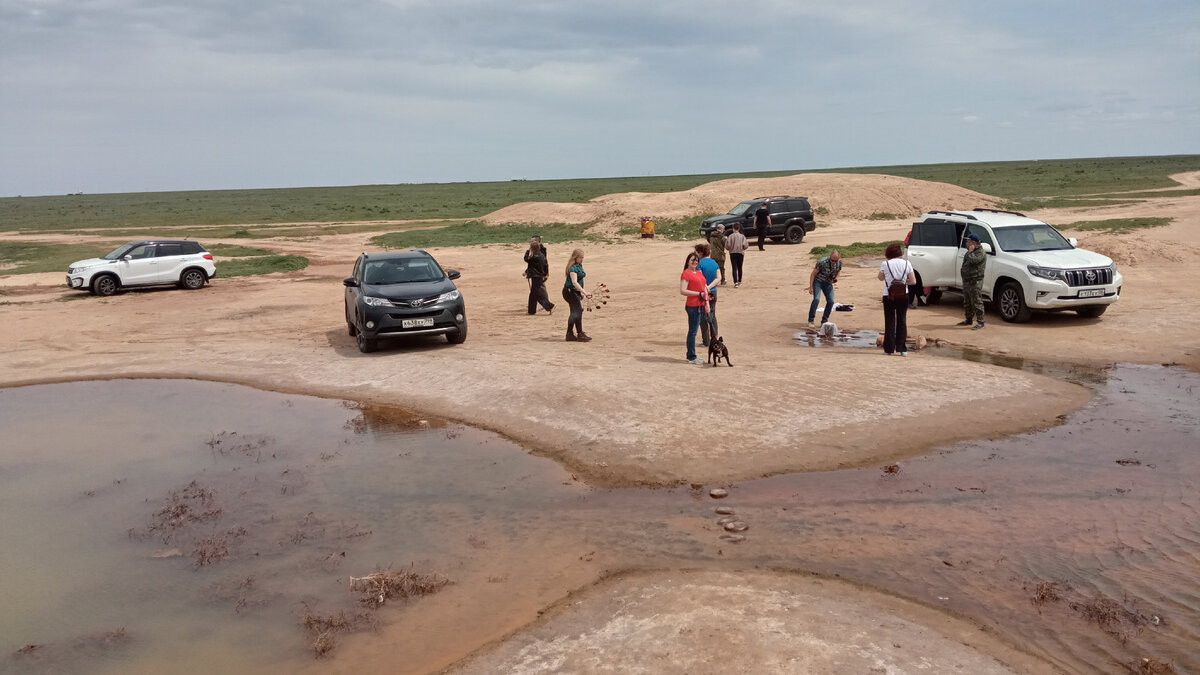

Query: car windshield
left=727, top=201, right=757, bottom=216
left=102, top=243, right=138, bottom=260
left=994, top=224, right=1073, bottom=252
left=363, top=259, right=444, bottom=285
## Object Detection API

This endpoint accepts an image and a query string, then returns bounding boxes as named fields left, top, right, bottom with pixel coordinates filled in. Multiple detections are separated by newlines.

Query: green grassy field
left=4, top=155, right=1197, bottom=234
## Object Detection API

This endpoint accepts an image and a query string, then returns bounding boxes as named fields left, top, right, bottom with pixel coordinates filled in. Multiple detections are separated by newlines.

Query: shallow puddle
left=1, top=366, right=1197, bottom=673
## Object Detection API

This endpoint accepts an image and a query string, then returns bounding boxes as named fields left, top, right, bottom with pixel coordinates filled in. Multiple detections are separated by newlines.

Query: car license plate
left=1078, top=289, right=1104, bottom=298
left=402, top=317, right=435, bottom=329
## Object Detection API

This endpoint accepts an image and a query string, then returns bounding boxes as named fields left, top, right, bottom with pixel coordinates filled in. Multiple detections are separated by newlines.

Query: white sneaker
left=900, top=352, right=908, bottom=357
left=688, top=357, right=706, bottom=365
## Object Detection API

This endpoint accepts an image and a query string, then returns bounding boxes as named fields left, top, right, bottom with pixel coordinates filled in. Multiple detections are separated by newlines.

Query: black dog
left=707, top=336, right=733, bottom=367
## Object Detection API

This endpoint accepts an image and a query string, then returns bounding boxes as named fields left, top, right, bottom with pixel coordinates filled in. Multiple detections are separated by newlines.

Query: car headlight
left=362, top=296, right=396, bottom=307
left=1108, top=262, right=1118, bottom=275
left=437, top=290, right=461, bottom=303
left=1027, top=266, right=1065, bottom=282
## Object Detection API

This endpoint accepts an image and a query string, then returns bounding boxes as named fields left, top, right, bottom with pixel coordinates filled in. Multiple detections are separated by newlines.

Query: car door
left=767, top=200, right=790, bottom=236
left=345, top=257, right=363, bottom=325
left=954, top=224, right=997, bottom=294
left=905, top=219, right=961, bottom=287
left=119, top=243, right=160, bottom=285
left=153, top=243, right=184, bottom=283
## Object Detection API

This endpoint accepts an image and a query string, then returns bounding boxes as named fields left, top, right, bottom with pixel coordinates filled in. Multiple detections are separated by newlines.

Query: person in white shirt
left=878, top=242, right=917, bottom=356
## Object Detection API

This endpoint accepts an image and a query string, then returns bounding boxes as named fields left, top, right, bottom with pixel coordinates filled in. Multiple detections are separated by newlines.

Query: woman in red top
left=680, top=251, right=711, bottom=365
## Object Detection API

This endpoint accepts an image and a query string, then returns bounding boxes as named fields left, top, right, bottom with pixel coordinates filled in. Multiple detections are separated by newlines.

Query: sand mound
left=482, top=173, right=1002, bottom=231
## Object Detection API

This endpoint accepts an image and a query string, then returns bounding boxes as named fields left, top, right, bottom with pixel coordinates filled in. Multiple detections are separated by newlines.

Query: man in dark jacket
left=524, top=237, right=554, bottom=315
left=958, top=233, right=986, bottom=329
left=754, top=203, right=771, bottom=251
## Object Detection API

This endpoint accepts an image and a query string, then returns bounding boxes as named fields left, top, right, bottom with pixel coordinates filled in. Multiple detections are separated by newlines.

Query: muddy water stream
left=1, top=366, right=1197, bottom=674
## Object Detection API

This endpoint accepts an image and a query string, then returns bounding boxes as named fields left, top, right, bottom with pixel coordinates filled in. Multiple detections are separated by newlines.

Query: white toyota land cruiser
left=905, top=208, right=1122, bottom=322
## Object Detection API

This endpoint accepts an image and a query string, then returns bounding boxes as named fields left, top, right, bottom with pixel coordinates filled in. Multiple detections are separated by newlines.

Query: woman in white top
left=878, top=242, right=917, bottom=356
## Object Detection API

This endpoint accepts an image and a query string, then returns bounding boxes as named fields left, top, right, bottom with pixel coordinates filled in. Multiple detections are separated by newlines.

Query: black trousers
left=699, top=295, right=718, bottom=345
left=562, top=288, right=584, bottom=335
left=882, top=296, right=908, bottom=354
left=528, top=276, right=553, bottom=313
left=730, top=252, right=744, bottom=283
left=756, top=229, right=766, bottom=250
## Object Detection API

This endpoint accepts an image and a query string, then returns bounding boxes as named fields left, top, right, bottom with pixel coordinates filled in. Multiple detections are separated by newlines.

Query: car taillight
left=203, top=253, right=213, bottom=260
left=904, top=231, right=912, bottom=246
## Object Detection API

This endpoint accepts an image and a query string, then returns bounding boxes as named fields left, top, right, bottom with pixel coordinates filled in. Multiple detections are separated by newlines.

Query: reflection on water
left=1, top=367, right=1198, bottom=674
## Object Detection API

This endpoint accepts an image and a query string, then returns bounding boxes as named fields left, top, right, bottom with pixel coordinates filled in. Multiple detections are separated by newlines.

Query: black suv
left=343, top=249, right=467, bottom=353
left=699, top=196, right=816, bottom=244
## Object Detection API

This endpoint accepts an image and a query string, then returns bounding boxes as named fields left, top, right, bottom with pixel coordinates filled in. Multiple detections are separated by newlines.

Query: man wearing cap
left=958, top=233, right=986, bottom=329
left=707, top=224, right=728, bottom=285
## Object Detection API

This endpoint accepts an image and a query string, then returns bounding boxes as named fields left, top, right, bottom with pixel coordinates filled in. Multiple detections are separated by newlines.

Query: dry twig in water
left=349, top=566, right=450, bottom=609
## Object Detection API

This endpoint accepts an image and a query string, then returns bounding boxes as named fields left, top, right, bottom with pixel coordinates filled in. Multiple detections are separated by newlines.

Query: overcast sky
left=2, top=0, right=1197, bottom=197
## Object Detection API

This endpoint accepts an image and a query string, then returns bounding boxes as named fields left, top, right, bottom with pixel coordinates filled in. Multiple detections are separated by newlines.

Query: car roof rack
left=973, top=207, right=1026, bottom=217
left=925, top=210, right=977, bottom=221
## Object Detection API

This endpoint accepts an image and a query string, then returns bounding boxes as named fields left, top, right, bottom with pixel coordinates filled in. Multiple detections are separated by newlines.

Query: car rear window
left=182, top=242, right=203, bottom=255
left=157, top=244, right=183, bottom=257
left=912, top=219, right=959, bottom=246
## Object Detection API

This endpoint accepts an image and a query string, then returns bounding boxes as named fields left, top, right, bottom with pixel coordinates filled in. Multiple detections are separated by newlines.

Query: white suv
left=67, top=240, right=217, bottom=296
left=905, top=209, right=1122, bottom=322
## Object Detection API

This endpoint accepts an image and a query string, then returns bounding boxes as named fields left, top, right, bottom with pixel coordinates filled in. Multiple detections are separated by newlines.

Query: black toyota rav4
left=343, top=249, right=467, bottom=353
left=699, top=196, right=816, bottom=244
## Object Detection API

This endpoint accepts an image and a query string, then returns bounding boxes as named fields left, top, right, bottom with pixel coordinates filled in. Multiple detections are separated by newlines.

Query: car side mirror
left=122, top=255, right=132, bottom=261
left=981, top=243, right=993, bottom=254
left=446, top=270, right=461, bottom=280
left=1067, top=237, right=1078, bottom=247
left=343, top=277, right=358, bottom=287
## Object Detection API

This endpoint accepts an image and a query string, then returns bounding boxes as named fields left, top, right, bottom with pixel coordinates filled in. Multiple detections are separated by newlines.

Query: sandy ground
left=447, top=571, right=1052, bottom=675
left=3, top=172, right=1198, bottom=672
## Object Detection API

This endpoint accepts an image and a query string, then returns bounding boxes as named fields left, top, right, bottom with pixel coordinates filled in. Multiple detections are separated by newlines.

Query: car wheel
left=769, top=236, right=784, bottom=242
left=356, top=332, right=377, bottom=353
left=179, top=268, right=206, bottom=290
left=924, top=288, right=942, bottom=305
left=91, top=274, right=118, bottom=297
left=1075, top=305, right=1107, bottom=318
left=997, top=281, right=1032, bottom=323
left=784, top=225, right=804, bottom=244
left=347, top=322, right=358, bottom=337
left=446, top=322, right=467, bottom=344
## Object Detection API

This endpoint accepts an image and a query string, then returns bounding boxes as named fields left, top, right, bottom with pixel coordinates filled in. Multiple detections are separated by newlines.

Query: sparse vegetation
left=866, top=212, right=902, bottom=220
left=809, top=241, right=902, bottom=258
left=214, top=254, right=308, bottom=277
left=814, top=206, right=829, bottom=216
left=1063, top=217, right=1172, bottom=234
left=370, top=220, right=596, bottom=249
left=0, top=241, right=112, bottom=275
left=616, top=213, right=716, bottom=242
left=207, top=243, right=275, bottom=257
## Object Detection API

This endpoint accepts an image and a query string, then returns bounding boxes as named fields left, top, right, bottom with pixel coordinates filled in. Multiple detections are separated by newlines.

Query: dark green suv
left=699, top=196, right=816, bottom=244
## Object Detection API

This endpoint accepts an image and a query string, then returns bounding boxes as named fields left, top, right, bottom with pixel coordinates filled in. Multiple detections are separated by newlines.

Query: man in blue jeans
left=806, top=249, right=841, bottom=327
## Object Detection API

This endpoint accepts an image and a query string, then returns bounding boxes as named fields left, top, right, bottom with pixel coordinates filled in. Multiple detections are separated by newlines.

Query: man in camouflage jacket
left=958, top=233, right=986, bottom=329
left=707, top=225, right=728, bottom=285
